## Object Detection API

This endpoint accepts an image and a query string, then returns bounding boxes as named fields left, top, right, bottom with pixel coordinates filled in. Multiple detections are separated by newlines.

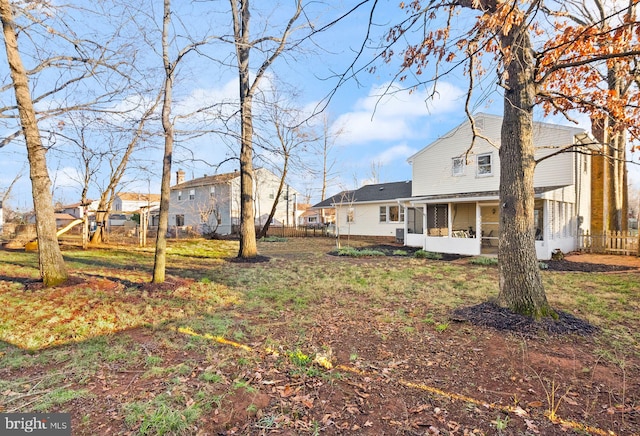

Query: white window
left=189, top=189, right=195, bottom=200
left=308, top=216, right=318, bottom=223
left=477, top=153, right=493, bottom=176
left=379, top=206, right=387, bottom=222
left=379, top=205, right=403, bottom=223
left=177, top=191, right=183, bottom=201
left=452, top=157, right=465, bottom=176
left=210, top=186, right=216, bottom=197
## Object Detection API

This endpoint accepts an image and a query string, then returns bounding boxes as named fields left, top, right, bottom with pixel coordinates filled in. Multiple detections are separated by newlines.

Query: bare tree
left=229, top=0, right=305, bottom=258
left=0, top=0, right=67, bottom=286
left=254, top=86, right=317, bottom=238
left=152, top=0, right=215, bottom=283
left=90, top=99, right=161, bottom=244
left=318, top=113, right=341, bottom=204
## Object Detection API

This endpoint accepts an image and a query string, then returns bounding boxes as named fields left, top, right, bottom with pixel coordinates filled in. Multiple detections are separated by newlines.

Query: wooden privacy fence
left=264, top=225, right=331, bottom=238
left=579, top=230, right=639, bottom=256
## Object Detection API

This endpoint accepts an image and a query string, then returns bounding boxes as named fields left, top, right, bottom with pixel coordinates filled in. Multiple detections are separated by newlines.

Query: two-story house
left=402, top=113, right=598, bottom=260
left=316, top=113, right=598, bottom=259
left=168, top=167, right=300, bottom=235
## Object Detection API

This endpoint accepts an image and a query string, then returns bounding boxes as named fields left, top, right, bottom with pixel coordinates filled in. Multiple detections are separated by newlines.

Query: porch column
left=476, top=202, right=481, bottom=245
left=422, top=205, right=427, bottom=250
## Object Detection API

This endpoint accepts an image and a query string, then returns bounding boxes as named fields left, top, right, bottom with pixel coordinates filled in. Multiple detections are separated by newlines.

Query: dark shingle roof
left=312, top=181, right=412, bottom=208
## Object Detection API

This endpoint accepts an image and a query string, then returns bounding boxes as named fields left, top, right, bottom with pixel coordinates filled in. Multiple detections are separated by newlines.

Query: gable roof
left=407, top=112, right=590, bottom=163
left=171, top=171, right=240, bottom=190
left=312, top=181, right=412, bottom=208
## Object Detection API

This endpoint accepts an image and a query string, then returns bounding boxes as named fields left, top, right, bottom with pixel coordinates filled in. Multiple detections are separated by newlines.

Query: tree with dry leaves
left=544, top=0, right=637, bottom=233
left=382, top=0, right=639, bottom=318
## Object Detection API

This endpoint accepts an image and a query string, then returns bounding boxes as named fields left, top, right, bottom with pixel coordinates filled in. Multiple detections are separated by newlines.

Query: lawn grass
left=0, top=238, right=639, bottom=433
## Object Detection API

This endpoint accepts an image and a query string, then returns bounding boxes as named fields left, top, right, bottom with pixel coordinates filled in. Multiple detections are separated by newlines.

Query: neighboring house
left=304, top=203, right=335, bottom=227
left=56, top=200, right=100, bottom=219
left=168, top=167, right=300, bottom=235
left=113, top=192, right=161, bottom=213
left=298, top=204, right=325, bottom=227
left=313, top=182, right=413, bottom=239
left=402, top=113, right=597, bottom=260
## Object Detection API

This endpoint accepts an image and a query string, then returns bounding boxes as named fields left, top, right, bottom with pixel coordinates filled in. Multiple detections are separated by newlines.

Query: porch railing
left=579, top=230, right=639, bottom=256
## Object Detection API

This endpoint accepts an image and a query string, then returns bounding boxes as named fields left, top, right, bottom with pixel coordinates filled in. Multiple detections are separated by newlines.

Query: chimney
left=176, top=169, right=185, bottom=185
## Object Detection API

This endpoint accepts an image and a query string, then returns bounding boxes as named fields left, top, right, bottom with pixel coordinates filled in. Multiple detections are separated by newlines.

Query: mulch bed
left=451, top=301, right=599, bottom=337
left=544, top=259, right=634, bottom=272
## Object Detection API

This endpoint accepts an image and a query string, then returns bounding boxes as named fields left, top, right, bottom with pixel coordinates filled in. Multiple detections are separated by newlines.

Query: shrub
left=469, top=256, right=498, bottom=266
left=334, top=247, right=385, bottom=257
left=414, top=250, right=442, bottom=260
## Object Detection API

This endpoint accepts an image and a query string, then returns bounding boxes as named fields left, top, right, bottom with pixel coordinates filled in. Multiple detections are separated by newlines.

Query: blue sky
left=1, top=0, right=638, bottom=211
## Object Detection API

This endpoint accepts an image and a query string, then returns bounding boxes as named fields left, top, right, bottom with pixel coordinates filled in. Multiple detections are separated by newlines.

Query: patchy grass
left=0, top=238, right=639, bottom=435
left=0, top=246, right=240, bottom=350
left=259, top=236, right=288, bottom=242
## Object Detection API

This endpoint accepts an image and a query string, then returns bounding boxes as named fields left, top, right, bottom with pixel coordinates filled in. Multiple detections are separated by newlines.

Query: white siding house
left=312, top=182, right=413, bottom=239
left=403, top=113, right=597, bottom=260
left=168, top=168, right=300, bottom=235
left=113, top=193, right=160, bottom=213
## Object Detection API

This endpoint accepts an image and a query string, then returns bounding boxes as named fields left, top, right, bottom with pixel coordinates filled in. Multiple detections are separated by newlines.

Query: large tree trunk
left=0, top=0, right=68, bottom=286
left=238, top=99, right=258, bottom=257
left=496, top=22, right=553, bottom=319
left=152, top=0, right=174, bottom=283
left=234, top=0, right=257, bottom=258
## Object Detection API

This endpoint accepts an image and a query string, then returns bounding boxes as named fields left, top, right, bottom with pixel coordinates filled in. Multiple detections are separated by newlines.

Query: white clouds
left=371, top=143, right=418, bottom=166
left=332, top=81, right=465, bottom=146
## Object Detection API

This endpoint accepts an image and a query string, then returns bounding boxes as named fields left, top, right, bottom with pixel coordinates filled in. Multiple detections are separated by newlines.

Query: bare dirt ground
left=2, top=242, right=639, bottom=435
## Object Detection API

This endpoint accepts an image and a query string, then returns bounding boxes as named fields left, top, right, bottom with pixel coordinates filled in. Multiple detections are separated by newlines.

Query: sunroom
left=402, top=186, right=585, bottom=260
